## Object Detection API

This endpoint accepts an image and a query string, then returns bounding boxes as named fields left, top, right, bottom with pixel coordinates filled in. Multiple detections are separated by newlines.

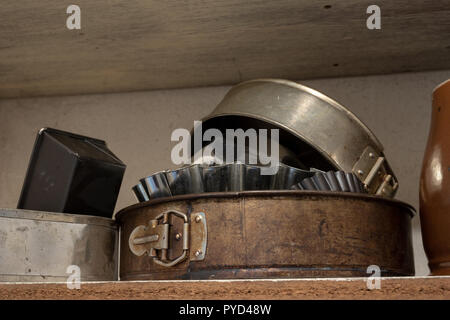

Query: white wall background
left=1, top=69, right=449, bottom=275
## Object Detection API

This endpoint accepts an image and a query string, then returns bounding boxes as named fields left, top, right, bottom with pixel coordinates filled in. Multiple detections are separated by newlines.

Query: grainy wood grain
left=0, top=277, right=449, bottom=300
left=0, top=1, right=449, bottom=98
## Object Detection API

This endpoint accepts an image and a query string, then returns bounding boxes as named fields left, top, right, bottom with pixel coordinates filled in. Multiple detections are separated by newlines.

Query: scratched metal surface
left=0, top=208, right=118, bottom=282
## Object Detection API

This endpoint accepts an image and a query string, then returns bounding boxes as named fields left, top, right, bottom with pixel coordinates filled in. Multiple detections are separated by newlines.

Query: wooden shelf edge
left=1, top=276, right=449, bottom=300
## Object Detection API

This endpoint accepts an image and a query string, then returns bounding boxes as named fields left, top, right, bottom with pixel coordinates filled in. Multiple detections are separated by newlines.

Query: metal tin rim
left=201, top=78, right=384, bottom=170
left=232, top=78, right=382, bottom=150
left=0, top=208, right=117, bottom=228
left=165, top=163, right=200, bottom=173
left=115, top=190, right=415, bottom=221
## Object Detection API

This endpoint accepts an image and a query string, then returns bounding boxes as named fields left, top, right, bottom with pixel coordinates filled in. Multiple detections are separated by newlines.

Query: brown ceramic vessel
left=420, top=79, right=450, bottom=275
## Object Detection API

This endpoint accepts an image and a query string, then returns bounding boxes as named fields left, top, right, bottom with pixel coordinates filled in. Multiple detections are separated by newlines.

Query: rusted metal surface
left=117, top=191, right=415, bottom=280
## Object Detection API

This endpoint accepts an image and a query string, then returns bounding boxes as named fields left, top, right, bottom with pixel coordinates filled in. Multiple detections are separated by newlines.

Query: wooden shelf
left=1, top=277, right=449, bottom=300
left=1, top=1, right=449, bottom=98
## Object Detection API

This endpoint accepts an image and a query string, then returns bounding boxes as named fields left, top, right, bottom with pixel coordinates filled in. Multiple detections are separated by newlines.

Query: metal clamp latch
left=129, top=210, right=207, bottom=267
left=352, top=146, right=399, bottom=197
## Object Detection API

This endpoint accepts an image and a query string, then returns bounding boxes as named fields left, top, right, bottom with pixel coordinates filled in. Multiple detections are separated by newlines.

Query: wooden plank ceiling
left=0, top=0, right=449, bottom=98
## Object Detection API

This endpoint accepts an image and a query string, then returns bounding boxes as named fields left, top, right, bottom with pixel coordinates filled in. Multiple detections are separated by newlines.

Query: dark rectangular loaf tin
left=18, top=128, right=125, bottom=218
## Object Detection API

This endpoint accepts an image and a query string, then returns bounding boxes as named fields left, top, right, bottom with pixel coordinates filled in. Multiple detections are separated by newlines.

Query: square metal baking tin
left=18, top=128, right=126, bottom=218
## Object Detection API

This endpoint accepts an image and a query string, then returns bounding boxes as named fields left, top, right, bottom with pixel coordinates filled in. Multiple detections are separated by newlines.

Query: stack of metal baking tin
left=0, top=79, right=415, bottom=282
left=118, top=79, right=414, bottom=280
left=0, top=129, right=123, bottom=282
